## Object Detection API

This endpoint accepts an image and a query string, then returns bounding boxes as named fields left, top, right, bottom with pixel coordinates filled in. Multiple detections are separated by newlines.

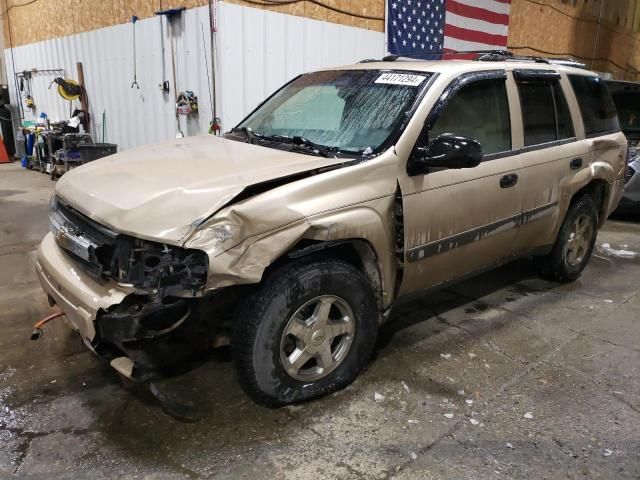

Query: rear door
left=568, top=74, right=627, bottom=194
left=398, top=70, right=524, bottom=295
left=511, top=70, right=588, bottom=253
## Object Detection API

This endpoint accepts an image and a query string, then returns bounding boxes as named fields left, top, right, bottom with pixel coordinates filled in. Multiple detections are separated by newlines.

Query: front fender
left=200, top=198, right=396, bottom=307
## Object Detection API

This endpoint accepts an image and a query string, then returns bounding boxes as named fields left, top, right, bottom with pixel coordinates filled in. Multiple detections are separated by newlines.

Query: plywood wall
left=507, top=0, right=640, bottom=80
left=3, top=0, right=640, bottom=79
left=1, top=0, right=385, bottom=49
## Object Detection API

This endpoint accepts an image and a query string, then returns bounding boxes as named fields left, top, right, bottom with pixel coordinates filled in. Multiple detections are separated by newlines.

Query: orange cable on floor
left=31, top=310, right=65, bottom=340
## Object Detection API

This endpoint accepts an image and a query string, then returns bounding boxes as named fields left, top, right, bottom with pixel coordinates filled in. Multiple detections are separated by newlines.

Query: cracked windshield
left=238, top=70, right=430, bottom=154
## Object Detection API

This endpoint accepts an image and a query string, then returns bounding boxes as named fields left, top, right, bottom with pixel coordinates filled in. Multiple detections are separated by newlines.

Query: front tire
left=538, top=195, right=598, bottom=282
left=232, top=257, right=379, bottom=407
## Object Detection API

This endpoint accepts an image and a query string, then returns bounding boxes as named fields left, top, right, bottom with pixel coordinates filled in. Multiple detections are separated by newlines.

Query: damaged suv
left=36, top=55, right=626, bottom=407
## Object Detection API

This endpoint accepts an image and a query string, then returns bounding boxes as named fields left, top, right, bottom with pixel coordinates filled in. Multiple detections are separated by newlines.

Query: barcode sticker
left=375, top=73, right=426, bottom=87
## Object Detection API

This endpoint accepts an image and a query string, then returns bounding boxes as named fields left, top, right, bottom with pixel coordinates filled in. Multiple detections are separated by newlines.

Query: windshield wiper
left=230, top=127, right=261, bottom=144
left=258, top=135, right=340, bottom=158
left=292, top=136, right=341, bottom=157
left=230, top=129, right=341, bottom=158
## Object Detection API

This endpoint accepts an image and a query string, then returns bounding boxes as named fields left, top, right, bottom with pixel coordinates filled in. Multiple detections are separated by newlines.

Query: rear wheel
left=538, top=195, right=598, bottom=282
left=232, top=257, right=378, bottom=407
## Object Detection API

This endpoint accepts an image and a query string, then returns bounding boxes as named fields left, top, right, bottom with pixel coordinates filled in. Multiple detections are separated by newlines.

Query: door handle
left=570, top=157, right=583, bottom=169
left=500, top=173, right=518, bottom=188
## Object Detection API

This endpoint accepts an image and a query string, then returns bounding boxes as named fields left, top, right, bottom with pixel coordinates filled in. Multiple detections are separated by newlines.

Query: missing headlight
left=105, top=236, right=208, bottom=297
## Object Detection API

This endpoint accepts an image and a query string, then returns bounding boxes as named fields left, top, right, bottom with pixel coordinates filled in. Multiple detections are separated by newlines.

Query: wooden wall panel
left=2, top=0, right=385, bottom=49
left=3, top=0, right=640, bottom=80
left=507, top=0, right=640, bottom=80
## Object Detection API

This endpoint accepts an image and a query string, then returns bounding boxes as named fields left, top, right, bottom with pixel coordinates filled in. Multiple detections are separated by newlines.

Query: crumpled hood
left=55, top=135, right=345, bottom=244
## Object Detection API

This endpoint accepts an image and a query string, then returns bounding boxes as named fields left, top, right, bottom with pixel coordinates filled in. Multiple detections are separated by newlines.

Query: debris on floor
left=598, top=243, right=639, bottom=259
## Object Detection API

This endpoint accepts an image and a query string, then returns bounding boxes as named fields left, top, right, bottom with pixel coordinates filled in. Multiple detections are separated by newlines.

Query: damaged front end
left=50, top=195, right=209, bottom=296
left=47, top=196, right=228, bottom=381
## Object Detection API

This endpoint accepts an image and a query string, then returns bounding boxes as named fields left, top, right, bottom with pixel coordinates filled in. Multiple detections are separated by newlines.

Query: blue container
left=25, top=132, right=35, bottom=156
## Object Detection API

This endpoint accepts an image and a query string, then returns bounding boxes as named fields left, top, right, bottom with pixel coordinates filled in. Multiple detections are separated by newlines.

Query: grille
left=50, top=198, right=117, bottom=247
left=49, top=197, right=118, bottom=277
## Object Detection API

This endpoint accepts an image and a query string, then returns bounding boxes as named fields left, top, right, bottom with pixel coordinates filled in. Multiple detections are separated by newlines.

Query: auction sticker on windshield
left=375, top=73, right=426, bottom=87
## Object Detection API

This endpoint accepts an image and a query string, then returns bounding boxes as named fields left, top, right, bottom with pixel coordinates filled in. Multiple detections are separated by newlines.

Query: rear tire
left=538, top=195, right=598, bottom=282
left=232, top=257, right=378, bottom=407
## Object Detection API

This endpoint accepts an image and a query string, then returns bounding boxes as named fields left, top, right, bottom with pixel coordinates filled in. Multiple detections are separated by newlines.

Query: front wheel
left=232, top=257, right=379, bottom=407
left=538, top=195, right=598, bottom=282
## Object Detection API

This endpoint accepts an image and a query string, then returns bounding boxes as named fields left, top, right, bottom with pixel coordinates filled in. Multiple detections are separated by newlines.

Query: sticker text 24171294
left=375, top=73, right=426, bottom=87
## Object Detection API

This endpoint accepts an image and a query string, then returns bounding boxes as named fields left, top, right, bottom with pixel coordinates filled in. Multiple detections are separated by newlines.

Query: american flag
left=387, top=0, right=511, bottom=59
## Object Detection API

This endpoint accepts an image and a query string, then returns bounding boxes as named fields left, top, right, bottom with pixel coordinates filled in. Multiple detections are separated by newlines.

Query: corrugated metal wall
left=3, top=2, right=385, bottom=151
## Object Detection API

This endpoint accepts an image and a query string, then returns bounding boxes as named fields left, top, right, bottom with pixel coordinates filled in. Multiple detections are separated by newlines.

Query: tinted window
left=518, top=81, right=556, bottom=146
left=609, top=89, right=640, bottom=137
left=518, top=80, right=575, bottom=146
left=552, top=82, right=574, bottom=140
left=569, top=75, right=619, bottom=136
left=430, top=79, right=511, bottom=155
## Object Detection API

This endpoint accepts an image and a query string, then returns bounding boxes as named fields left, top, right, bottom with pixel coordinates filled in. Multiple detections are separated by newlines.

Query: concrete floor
left=1, top=162, right=640, bottom=479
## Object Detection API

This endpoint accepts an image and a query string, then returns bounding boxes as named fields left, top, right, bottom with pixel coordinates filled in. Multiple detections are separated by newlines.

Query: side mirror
left=407, top=133, right=483, bottom=176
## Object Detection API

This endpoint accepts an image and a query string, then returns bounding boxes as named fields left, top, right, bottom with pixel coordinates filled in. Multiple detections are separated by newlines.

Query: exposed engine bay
left=49, top=196, right=208, bottom=297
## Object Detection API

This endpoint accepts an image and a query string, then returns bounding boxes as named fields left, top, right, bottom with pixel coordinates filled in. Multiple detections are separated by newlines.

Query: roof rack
left=358, top=51, right=587, bottom=69
left=545, top=57, right=587, bottom=69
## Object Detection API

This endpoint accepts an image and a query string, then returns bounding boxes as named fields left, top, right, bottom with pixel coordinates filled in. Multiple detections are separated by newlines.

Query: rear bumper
left=35, top=233, right=134, bottom=344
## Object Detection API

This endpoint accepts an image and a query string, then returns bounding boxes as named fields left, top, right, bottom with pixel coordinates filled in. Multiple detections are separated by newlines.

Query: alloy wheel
left=564, top=213, right=594, bottom=267
left=279, top=295, right=355, bottom=382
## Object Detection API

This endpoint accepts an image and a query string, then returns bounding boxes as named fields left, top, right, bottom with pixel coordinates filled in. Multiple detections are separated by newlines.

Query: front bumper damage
left=35, top=233, right=225, bottom=382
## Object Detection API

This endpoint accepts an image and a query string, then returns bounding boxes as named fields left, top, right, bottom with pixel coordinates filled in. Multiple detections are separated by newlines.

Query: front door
left=398, top=71, right=523, bottom=296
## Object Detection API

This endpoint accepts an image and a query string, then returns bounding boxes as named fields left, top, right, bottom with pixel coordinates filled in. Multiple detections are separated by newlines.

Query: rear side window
left=429, top=79, right=511, bottom=155
left=569, top=75, right=619, bottom=136
left=552, top=82, right=574, bottom=140
left=517, top=79, right=575, bottom=146
left=518, top=81, right=556, bottom=146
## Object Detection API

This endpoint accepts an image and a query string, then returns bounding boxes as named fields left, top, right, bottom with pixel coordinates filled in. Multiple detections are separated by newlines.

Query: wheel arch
left=270, top=238, right=386, bottom=312
left=571, top=178, right=610, bottom=227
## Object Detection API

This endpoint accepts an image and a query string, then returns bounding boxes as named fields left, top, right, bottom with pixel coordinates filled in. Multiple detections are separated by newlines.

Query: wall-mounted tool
left=131, top=15, right=140, bottom=89
left=158, top=15, right=170, bottom=93
left=24, top=95, right=36, bottom=110
left=19, top=71, right=36, bottom=111
left=15, top=68, right=65, bottom=119
left=207, top=0, right=220, bottom=134
left=49, top=77, right=82, bottom=101
left=155, top=7, right=186, bottom=138
left=201, top=21, right=218, bottom=135
left=176, top=91, right=198, bottom=116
